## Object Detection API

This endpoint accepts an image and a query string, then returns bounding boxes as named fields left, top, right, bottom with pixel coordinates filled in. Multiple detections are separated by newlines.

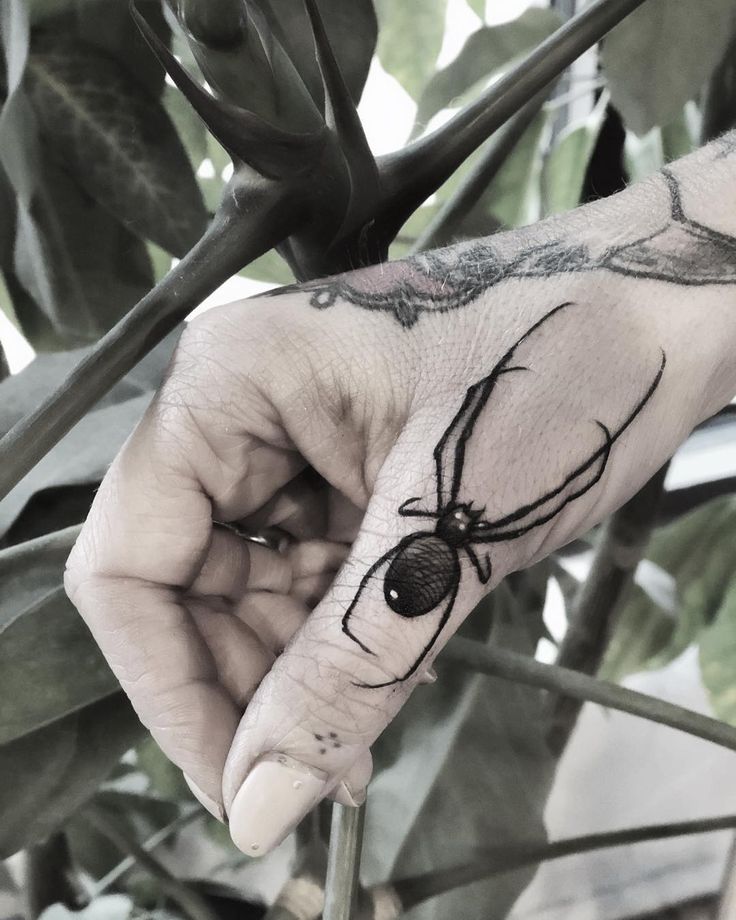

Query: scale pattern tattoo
left=341, top=302, right=666, bottom=688
left=273, top=169, right=736, bottom=328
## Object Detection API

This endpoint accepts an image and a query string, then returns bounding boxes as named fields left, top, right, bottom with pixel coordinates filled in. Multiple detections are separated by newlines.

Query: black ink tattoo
left=272, top=169, right=736, bottom=328
left=341, top=303, right=666, bottom=688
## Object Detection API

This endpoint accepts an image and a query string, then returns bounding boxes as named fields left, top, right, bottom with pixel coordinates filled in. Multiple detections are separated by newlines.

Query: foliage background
left=1, top=0, right=736, bottom=918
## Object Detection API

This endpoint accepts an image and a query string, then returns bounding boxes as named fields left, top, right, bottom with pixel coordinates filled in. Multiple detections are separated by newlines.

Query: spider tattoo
left=342, top=302, right=666, bottom=688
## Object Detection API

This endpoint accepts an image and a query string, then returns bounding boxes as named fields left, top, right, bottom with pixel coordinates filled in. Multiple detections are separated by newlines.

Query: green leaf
left=164, top=84, right=208, bottom=171
left=466, top=0, right=485, bottom=19
left=365, top=570, right=554, bottom=919
left=624, top=107, right=699, bottom=184
left=699, top=578, right=736, bottom=724
left=0, top=527, right=122, bottom=746
left=0, top=694, right=143, bottom=858
left=542, top=93, right=607, bottom=217
left=471, top=108, right=547, bottom=229
left=601, top=0, right=736, bottom=136
left=703, top=33, right=736, bottom=140
left=26, top=35, right=207, bottom=256
left=0, top=393, right=152, bottom=538
left=12, top=155, right=155, bottom=346
left=374, top=0, right=448, bottom=101
left=267, top=0, right=378, bottom=106
left=413, top=8, right=562, bottom=134
left=239, top=249, right=295, bottom=286
left=603, top=498, right=736, bottom=682
left=0, top=327, right=177, bottom=440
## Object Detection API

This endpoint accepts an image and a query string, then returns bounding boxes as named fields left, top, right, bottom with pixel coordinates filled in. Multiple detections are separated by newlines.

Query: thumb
left=221, top=419, right=497, bottom=857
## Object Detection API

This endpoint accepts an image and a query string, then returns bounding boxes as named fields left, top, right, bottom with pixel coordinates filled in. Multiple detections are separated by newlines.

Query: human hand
left=65, top=138, right=736, bottom=856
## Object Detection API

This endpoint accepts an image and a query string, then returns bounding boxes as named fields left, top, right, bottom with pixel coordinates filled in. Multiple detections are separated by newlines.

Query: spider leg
left=473, top=349, right=665, bottom=544
left=433, top=301, right=576, bottom=510
left=465, top=546, right=492, bottom=584
left=398, top=497, right=439, bottom=518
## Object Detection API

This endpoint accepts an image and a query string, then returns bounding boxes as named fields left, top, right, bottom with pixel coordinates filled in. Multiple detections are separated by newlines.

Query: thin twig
left=89, top=804, right=202, bottom=897
left=83, top=807, right=218, bottom=920
left=442, top=636, right=736, bottom=754
left=547, top=463, right=670, bottom=755
left=391, top=813, right=736, bottom=910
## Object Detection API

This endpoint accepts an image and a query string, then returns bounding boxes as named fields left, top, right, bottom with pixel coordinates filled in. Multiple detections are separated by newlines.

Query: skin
left=65, top=135, right=736, bottom=849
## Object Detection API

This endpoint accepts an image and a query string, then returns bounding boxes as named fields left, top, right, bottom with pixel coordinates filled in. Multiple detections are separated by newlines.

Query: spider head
left=437, top=503, right=486, bottom=547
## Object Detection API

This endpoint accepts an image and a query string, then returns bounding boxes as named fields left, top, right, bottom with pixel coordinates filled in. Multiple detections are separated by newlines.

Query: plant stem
left=83, top=807, right=219, bottom=920
left=378, top=0, right=651, bottom=234
left=323, top=803, right=365, bottom=920
left=546, top=463, right=669, bottom=755
left=442, top=636, right=736, bottom=753
left=0, top=184, right=296, bottom=502
left=26, top=832, right=86, bottom=919
left=391, top=813, right=736, bottom=910
left=411, top=93, right=549, bottom=253
left=89, top=805, right=202, bottom=897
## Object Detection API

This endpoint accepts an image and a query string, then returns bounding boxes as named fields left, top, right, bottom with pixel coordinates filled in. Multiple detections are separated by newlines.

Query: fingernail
left=334, top=780, right=367, bottom=808
left=229, top=753, right=328, bottom=856
left=184, top=774, right=225, bottom=822
left=419, top=667, right=438, bottom=685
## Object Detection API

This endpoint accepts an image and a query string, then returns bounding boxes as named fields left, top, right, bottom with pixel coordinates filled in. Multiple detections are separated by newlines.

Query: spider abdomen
left=383, top=534, right=460, bottom=617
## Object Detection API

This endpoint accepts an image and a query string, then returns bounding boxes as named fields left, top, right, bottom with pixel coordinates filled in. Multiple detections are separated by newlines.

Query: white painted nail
left=183, top=774, right=225, bottom=822
left=333, top=780, right=367, bottom=808
left=419, top=667, right=438, bottom=685
left=229, top=753, right=328, bottom=857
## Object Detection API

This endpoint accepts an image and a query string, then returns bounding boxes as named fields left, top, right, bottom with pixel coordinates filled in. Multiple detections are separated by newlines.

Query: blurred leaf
left=164, top=83, right=208, bottom=170
left=0, top=527, right=121, bottom=746
left=266, top=0, right=378, bottom=106
left=601, top=0, right=736, bottom=136
left=12, top=156, right=155, bottom=346
left=136, top=736, right=191, bottom=801
left=703, top=32, right=736, bottom=140
left=472, top=108, right=547, bottom=229
left=413, top=8, right=562, bottom=134
left=0, top=328, right=178, bottom=438
left=0, top=693, right=143, bottom=858
left=365, top=570, right=554, bottom=920
left=542, top=92, right=607, bottom=217
left=699, top=579, right=736, bottom=724
left=624, top=106, right=699, bottom=183
left=0, top=393, right=151, bottom=538
left=374, top=0, right=448, bottom=100
left=239, top=249, right=294, bottom=286
left=603, top=498, right=736, bottom=682
left=26, top=35, right=207, bottom=256
left=466, top=0, right=485, bottom=19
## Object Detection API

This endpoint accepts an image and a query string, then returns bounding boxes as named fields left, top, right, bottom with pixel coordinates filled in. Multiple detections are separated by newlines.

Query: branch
left=412, top=92, right=548, bottom=253
left=0, top=182, right=299, bottom=502
left=84, top=807, right=220, bottom=920
left=442, top=636, right=736, bottom=754
left=90, top=805, right=202, bottom=896
left=546, top=463, right=670, bottom=755
left=323, top=803, right=365, bottom=920
left=376, top=0, right=651, bottom=240
left=389, top=813, right=736, bottom=911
